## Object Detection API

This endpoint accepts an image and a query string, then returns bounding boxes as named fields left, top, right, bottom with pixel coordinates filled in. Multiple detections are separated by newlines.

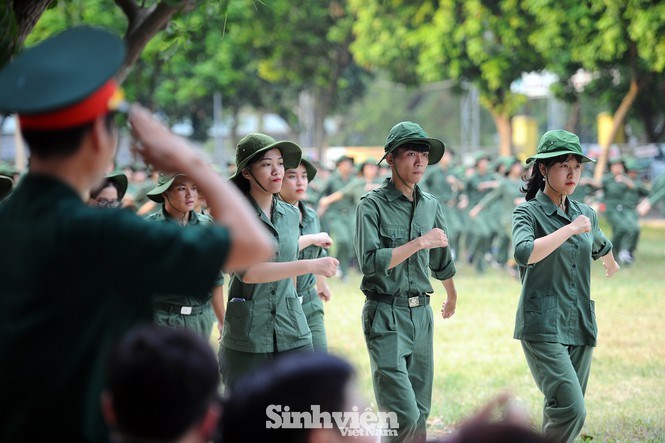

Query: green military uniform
left=321, top=162, right=356, bottom=278
left=422, top=165, right=463, bottom=259
left=512, top=130, right=613, bottom=443
left=296, top=201, right=329, bottom=352
left=220, top=195, right=312, bottom=386
left=220, top=133, right=312, bottom=388
left=0, top=176, right=230, bottom=442
left=646, top=172, right=665, bottom=215
left=465, top=163, right=497, bottom=272
left=357, top=122, right=454, bottom=443
left=601, top=165, right=649, bottom=262
left=475, top=173, right=523, bottom=266
left=356, top=178, right=456, bottom=443
left=146, top=206, right=224, bottom=339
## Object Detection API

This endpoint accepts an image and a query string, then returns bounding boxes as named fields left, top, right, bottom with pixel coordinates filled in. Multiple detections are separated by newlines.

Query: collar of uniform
left=248, top=194, right=284, bottom=223
left=535, top=190, right=559, bottom=216
left=384, top=177, right=422, bottom=202
left=159, top=205, right=199, bottom=224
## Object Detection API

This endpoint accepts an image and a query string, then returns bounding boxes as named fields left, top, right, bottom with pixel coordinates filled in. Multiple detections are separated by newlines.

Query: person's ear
left=100, top=391, right=117, bottom=427
left=241, top=167, right=251, bottom=180
left=386, top=153, right=394, bottom=165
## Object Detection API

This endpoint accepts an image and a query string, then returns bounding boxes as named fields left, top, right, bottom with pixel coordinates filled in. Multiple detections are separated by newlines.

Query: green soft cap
left=379, top=121, right=445, bottom=165
left=526, top=129, right=594, bottom=164
left=230, top=133, right=302, bottom=184
left=146, top=173, right=185, bottom=203
left=106, top=171, right=128, bottom=200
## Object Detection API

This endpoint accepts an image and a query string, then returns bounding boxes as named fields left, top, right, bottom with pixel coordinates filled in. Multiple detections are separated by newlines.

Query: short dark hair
left=105, top=325, right=220, bottom=441
left=22, top=112, right=116, bottom=160
left=219, top=352, right=355, bottom=443
left=394, top=142, right=430, bottom=155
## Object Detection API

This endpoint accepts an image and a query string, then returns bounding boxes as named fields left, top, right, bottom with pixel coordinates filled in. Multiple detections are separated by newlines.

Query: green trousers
left=219, top=343, right=313, bottom=390
left=522, top=341, right=594, bottom=443
left=154, top=303, right=215, bottom=341
left=300, top=288, right=328, bottom=352
left=362, top=299, right=433, bottom=443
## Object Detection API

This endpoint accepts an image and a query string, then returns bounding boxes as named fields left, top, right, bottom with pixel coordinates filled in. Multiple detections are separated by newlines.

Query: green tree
left=250, top=0, right=370, bottom=157
left=350, top=0, right=545, bottom=156
left=525, top=0, right=665, bottom=180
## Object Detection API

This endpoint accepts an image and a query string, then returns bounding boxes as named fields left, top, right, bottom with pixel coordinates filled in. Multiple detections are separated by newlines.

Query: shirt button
left=574, top=245, right=578, bottom=249
left=572, top=264, right=577, bottom=268
left=271, top=290, right=276, bottom=295
left=271, top=308, right=276, bottom=315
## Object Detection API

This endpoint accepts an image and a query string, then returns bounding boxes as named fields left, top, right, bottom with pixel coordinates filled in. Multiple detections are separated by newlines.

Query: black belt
left=153, top=302, right=206, bottom=315
left=363, top=291, right=430, bottom=308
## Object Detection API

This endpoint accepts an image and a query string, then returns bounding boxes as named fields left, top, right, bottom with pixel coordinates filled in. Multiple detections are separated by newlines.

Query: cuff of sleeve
left=432, top=261, right=456, bottom=280
left=374, top=248, right=393, bottom=276
left=592, top=241, right=613, bottom=261
left=514, top=241, right=534, bottom=267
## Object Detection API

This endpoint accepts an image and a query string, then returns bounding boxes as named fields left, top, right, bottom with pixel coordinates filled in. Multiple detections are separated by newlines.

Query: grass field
left=316, top=223, right=665, bottom=442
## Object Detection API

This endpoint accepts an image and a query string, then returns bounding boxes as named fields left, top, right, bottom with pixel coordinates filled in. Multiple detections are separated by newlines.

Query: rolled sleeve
left=430, top=204, right=456, bottom=280
left=355, top=199, right=392, bottom=277
left=512, top=205, right=535, bottom=267
left=591, top=211, right=612, bottom=260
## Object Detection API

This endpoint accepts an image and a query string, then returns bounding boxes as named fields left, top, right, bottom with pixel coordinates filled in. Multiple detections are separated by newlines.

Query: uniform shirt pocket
left=524, top=294, right=558, bottom=335
left=379, top=225, right=408, bottom=248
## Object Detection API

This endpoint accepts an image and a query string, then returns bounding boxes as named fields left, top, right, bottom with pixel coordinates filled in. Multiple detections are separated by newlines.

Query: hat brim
left=146, top=174, right=185, bottom=203
left=106, top=172, right=128, bottom=200
left=300, top=158, right=317, bottom=182
left=0, top=175, right=13, bottom=200
left=230, top=141, right=302, bottom=184
left=378, top=137, right=445, bottom=165
left=526, top=150, right=594, bottom=164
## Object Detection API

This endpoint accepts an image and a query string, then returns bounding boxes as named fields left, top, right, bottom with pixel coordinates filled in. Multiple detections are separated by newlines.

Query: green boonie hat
left=0, top=26, right=125, bottom=116
left=379, top=121, right=445, bottom=165
left=300, top=158, right=318, bottom=182
left=608, top=157, right=625, bottom=166
left=0, top=175, right=13, bottom=200
left=527, top=129, right=594, bottom=164
left=146, top=173, right=185, bottom=203
left=105, top=171, right=128, bottom=200
left=230, top=133, right=302, bottom=184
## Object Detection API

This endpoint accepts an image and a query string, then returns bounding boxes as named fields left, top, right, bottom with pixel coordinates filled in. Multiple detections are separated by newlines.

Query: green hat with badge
left=527, top=129, right=594, bottom=164
left=0, top=26, right=127, bottom=129
left=230, top=133, right=302, bottom=184
left=379, top=121, right=445, bottom=165
left=0, top=175, right=13, bottom=200
left=146, top=173, right=185, bottom=203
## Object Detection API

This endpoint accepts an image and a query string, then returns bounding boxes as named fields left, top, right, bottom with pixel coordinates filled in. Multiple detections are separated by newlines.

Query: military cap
left=230, top=133, right=302, bottom=184
left=379, top=121, right=445, bottom=165
left=0, top=26, right=126, bottom=130
left=358, top=157, right=379, bottom=174
left=527, top=129, right=593, bottom=164
left=0, top=175, right=13, bottom=200
left=146, top=173, right=185, bottom=203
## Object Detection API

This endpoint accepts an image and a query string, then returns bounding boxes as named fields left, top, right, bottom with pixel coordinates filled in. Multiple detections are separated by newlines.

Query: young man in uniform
left=355, top=121, right=458, bottom=443
left=0, top=26, right=273, bottom=442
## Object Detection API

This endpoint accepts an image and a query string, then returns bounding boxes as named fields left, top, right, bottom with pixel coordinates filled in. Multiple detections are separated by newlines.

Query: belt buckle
left=180, top=306, right=193, bottom=315
left=408, top=296, right=420, bottom=308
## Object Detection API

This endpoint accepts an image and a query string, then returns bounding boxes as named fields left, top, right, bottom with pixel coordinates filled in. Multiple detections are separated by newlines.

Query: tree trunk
left=492, top=112, right=513, bottom=157
left=593, top=77, right=639, bottom=181
left=565, top=99, right=581, bottom=134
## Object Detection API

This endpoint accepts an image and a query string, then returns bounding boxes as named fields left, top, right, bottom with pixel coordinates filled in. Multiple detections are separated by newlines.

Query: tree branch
left=115, top=0, right=139, bottom=24
left=117, top=1, right=193, bottom=83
